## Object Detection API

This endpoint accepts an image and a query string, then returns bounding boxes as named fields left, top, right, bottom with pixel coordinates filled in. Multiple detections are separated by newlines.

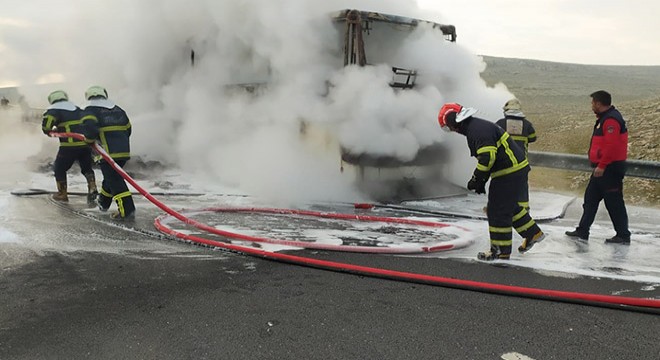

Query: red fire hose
left=49, top=132, right=660, bottom=314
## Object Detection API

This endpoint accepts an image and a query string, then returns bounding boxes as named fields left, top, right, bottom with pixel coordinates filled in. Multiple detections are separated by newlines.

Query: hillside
left=480, top=56, right=660, bottom=206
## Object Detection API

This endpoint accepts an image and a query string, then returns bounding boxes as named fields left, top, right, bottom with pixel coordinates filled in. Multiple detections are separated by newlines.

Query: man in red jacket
left=566, top=90, right=631, bottom=244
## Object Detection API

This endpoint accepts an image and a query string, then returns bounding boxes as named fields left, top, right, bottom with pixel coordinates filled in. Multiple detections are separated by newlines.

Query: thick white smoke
left=0, top=0, right=514, bottom=203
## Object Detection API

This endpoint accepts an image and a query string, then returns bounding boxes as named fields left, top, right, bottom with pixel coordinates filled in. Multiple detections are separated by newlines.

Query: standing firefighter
left=83, top=86, right=135, bottom=220
left=438, top=103, right=545, bottom=260
left=41, top=90, right=98, bottom=203
left=495, top=98, right=537, bottom=209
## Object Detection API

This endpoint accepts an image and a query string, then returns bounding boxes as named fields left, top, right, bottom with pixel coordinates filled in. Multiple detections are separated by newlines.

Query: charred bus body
left=225, top=9, right=460, bottom=202
left=330, top=10, right=461, bottom=202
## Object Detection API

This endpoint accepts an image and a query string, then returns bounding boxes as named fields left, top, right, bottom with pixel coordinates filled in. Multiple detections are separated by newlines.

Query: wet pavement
left=1, top=193, right=659, bottom=359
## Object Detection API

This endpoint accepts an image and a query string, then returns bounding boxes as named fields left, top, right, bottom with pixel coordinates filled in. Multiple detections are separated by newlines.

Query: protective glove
left=467, top=175, right=487, bottom=194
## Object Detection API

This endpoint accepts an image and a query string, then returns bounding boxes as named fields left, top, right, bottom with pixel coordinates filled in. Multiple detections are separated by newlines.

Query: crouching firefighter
left=42, top=90, right=98, bottom=204
left=438, top=103, right=545, bottom=260
left=83, top=86, right=135, bottom=220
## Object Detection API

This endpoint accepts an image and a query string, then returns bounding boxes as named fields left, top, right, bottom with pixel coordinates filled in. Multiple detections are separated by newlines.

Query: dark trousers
left=577, top=162, right=630, bottom=239
left=487, top=170, right=542, bottom=255
left=98, top=159, right=135, bottom=216
left=518, top=179, right=530, bottom=209
left=54, top=146, right=94, bottom=182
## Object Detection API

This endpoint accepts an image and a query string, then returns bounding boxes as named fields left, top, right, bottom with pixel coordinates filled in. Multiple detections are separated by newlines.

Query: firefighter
left=83, top=86, right=135, bottom=220
left=438, top=103, right=545, bottom=260
left=495, top=98, right=537, bottom=209
left=41, top=90, right=98, bottom=203
left=565, top=90, right=630, bottom=244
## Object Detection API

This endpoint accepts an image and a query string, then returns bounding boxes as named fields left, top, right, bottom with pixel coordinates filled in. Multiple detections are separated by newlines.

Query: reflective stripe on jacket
left=42, top=101, right=96, bottom=147
left=463, top=117, right=529, bottom=180
left=85, top=101, right=131, bottom=160
left=495, top=113, right=536, bottom=154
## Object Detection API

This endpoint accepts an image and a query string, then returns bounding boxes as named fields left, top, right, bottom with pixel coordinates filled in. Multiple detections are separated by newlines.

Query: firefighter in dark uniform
left=566, top=90, right=630, bottom=244
left=495, top=98, right=537, bottom=209
left=41, top=90, right=98, bottom=203
left=438, top=103, right=545, bottom=260
left=83, top=86, right=135, bottom=220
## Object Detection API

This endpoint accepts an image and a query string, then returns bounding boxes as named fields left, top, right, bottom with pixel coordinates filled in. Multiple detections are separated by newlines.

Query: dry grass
left=481, top=56, right=660, bottom=208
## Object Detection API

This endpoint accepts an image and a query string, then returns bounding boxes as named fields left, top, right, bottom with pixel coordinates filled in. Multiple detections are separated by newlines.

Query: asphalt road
left=1, top=196, right=658, bottom=360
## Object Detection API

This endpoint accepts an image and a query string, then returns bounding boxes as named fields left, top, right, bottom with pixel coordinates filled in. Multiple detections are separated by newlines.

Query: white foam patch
left=425, top=209, right=660, bottom=284
left=0, top=228, right=21, bottom=244
left=0, top=193, right=22, bottom=244
left=301, top=229, right=345, bottom=246
left=403, top=191, right=575, bottom=220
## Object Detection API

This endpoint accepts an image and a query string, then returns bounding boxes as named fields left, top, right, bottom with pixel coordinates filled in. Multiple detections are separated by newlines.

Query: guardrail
left=528, top=151, right=660, bottom=180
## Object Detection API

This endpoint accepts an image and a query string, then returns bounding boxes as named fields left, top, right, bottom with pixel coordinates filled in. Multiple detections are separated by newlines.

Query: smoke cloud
left=0, top=0, right=514, bottom=203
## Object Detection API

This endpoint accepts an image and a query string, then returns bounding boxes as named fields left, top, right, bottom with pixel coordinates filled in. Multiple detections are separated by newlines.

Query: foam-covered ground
left=2, top=168, right=659, bottom=288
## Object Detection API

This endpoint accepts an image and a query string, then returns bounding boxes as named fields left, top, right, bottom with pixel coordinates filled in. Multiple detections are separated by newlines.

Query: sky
left=416, top=0, right=660, bottom=66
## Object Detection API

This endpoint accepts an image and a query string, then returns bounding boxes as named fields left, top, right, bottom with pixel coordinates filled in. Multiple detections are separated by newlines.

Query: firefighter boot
left=518, top=231, right=546, bottom=253
left=477, top=246, right=510, bottom=261
left=111, top=211, right=135, bottom=221
left=110, top=192, right=135, bottom=221
left=85, top=173, right=99, bottom=205
left=53, top=180, right=69, bottom=202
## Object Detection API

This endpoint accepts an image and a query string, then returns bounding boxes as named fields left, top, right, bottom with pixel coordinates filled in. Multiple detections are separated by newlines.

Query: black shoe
left=519, top=231, right=545, bottom=253
left=565, top=229, right=588, bottom=241
left=477, top=250, right=510, bottom=261
left=605, top=236, right=630, bottom=245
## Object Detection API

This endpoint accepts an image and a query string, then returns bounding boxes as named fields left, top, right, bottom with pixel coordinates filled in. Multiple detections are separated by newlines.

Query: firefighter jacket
left=42, top=101, right=96, bottom=148
left=495, top=110, right=537, bottom=153
left=588, top=106, right=628, bottom=169
left=459, top=117, right=529, bottom=181
left=84, top=99, right=131, bottom=160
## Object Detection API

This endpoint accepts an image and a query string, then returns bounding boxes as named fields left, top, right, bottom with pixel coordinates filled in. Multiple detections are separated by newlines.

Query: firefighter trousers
left=487, top=170, right=542, bottom=255
left=98, top=159, right=135, bottom=217
left=53, top=146, right=95, bottom=182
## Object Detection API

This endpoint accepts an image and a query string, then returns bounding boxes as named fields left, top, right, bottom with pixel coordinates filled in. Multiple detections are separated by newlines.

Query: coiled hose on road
left=50, top=132, right=660, bottom=314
